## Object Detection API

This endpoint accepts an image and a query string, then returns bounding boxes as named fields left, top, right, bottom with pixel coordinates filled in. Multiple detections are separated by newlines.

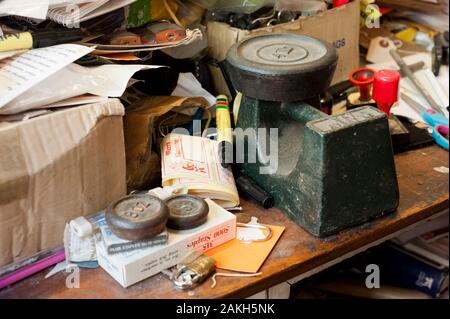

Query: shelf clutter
left=291, top=211, right=449, bottom=299
left=0, top=0, right=448, bottom=299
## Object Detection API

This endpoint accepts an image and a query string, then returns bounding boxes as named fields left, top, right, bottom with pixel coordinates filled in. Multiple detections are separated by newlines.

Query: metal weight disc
left=106, top=194, right=169, bottom=241
left=165, top=195, right=209, bottom=230
left=225, top=33, right=338, bottom=102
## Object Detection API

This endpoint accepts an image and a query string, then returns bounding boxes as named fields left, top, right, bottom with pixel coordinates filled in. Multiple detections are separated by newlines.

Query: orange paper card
left=206, top=224, right=285, bottom=273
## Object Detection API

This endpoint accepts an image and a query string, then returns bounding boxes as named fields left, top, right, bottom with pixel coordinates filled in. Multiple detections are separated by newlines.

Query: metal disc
left=235, top=34, right=327, bottom=71
left=225, top=33, right=338, bottom=102
left=166, top=195, right=209, bottom=230
left=106, top=194, right=169, bottom=241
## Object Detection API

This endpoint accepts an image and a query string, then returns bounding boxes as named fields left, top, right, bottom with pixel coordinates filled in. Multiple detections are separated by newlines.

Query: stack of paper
left=0, top=1, right=136, bottom=22
left=47, top=0, right=137, bottom=26
left=161, top=134, right=240, bottom=209
left=0, top=44, right=161, bottom=119
left=368, top=53, right=449, bottom=123
left=49, top=0, right=100, bottom=8
left=0, top=0, right=50, bottom=20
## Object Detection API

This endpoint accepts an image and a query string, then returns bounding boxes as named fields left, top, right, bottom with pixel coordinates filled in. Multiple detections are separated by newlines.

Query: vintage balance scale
left=224, top=33, right=399, bottom=237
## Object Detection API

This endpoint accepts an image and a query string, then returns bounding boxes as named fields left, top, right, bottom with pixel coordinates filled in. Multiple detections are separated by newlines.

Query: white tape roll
left=69, top=216, right=93, bottom=238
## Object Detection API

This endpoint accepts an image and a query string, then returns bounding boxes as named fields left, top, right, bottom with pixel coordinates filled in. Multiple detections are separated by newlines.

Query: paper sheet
left=162, top=134, right=240, bottom=208
left=43, top=95, right=108, bottom=108
left=367, top=53, right=433, bottom=73
left=79, top=0, right=136, bottom=22
left=0, top=0, right=50, bottom=19
left=206, top=224, right=285, bottom=273
left=0, top=44, right=94, bottom=109
left=0, top=50, right=27, bottom=61
left=48, top=0, right=137, bottom=25
left=49, top=0, right=98, bottom=8
left=0, top=63, right=161, bottom=114
left=394, top=72, right=449, bottom=123
left=367, top=55, right=449, bottom=123
left=172, top=73, right=216, bottom=107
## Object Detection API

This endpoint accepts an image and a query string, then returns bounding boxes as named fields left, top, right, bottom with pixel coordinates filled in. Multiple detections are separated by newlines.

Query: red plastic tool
left=333, top=0, right=349, bottom=7
left=349, top=68, right=376, bottom=102
left=372, top=69, right=401, bottom=115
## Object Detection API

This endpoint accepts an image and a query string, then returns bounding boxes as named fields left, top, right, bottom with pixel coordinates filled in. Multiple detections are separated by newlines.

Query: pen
left=0, top=29, right=85, bottom=52
left=0, top=249, right=65, bottom=290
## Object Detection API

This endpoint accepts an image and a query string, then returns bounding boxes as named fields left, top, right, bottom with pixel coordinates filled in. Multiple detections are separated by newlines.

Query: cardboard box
left=206, top=0, right=360, bottom=95
left=0, top=99, right=127, bottom=267
left=97, top=199, right=236, bottom=288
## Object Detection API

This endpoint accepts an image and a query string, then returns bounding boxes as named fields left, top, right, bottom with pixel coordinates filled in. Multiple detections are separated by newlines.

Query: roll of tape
left=69, top=216, right=94, bottom=238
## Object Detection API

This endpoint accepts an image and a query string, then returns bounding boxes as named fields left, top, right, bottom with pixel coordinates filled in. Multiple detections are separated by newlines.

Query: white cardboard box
left=97, top=198, right=236, bottom=287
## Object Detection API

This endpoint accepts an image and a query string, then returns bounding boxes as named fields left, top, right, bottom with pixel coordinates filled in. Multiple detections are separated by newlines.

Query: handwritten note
left=0, top=44, right=93, bottom=109
left=162, top=134, right=239, bottom=208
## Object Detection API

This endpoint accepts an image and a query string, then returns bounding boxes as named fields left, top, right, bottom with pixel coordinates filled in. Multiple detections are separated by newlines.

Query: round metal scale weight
left=106, top=194, right=169, bottom=241
left=224, top=33, right=338, bottom=102
left=165, top=195, right=209, bottom=230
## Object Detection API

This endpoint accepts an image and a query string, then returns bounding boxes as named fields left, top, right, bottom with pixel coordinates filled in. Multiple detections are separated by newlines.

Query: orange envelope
left=206, top=224, right=285, bottom=273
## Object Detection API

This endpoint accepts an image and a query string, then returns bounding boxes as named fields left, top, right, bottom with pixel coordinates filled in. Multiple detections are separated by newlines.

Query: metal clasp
left=171, top=254, right=216, bottom=291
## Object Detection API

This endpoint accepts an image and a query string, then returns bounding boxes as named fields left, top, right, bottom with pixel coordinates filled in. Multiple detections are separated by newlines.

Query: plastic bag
left=187, top=0, right=275, bottom=14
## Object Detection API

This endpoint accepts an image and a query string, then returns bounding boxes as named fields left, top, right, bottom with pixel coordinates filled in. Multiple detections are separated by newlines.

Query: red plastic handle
left=333, top=0, right=349, bottom=7
left=372, top=69, right=401, bottom=115
left=349, top=68, right=375, bottom=102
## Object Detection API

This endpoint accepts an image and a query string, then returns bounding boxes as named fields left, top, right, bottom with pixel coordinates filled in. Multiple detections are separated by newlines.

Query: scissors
left=401, top=93, right=449, bottom=151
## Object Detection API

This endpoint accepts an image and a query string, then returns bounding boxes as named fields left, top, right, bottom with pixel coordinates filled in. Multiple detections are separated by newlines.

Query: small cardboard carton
left=96, top=199, right=236, bottom=288
left=0, top=99, right=127, bottom=267
left=206, top=0, right=360, bottom=95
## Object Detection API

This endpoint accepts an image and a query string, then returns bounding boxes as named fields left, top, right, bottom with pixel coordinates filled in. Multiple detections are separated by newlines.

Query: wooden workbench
left=0, top=145, right=448, bottom=299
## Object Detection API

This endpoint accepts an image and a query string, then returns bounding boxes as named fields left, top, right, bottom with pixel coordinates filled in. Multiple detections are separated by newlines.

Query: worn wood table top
left=1, top=145, right=448, bottom=299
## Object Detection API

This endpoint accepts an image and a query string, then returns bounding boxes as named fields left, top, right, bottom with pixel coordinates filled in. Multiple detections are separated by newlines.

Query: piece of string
left=159, top=107, right=211, bottom=137
left=201, top=108, right=212, bottom=138
left=163, top=0, right=183, bottom=27
left=211, top=272, right=263, bottom=288
left=158, top=113, right=179, bottom=137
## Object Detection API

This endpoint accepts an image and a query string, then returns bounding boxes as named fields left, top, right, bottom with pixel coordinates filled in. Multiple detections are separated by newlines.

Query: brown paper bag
left=124, top=96, right=209, bottom=190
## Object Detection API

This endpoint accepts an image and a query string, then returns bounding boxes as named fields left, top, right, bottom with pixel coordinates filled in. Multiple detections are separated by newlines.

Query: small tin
left=106, top=194, right=169, bottom=241
left=165, top=195, right=209, bottom=230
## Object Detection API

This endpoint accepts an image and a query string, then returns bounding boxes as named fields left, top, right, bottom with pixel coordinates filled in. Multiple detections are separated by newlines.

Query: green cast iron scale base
left=225, top=34, right=399, bottom=237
